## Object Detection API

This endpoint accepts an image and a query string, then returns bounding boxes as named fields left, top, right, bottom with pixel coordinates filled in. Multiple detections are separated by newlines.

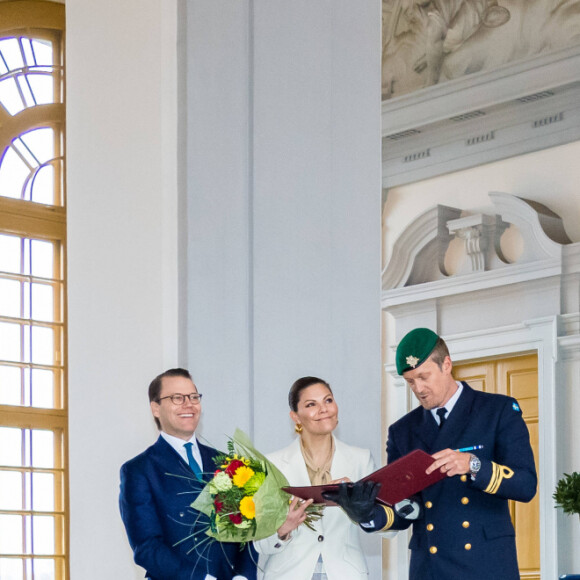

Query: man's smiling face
left=150, top=375, right=201, bottom=440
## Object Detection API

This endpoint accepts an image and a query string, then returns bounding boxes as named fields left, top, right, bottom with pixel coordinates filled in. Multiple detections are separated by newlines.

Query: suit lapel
left=420, top=384, right=475, bottom=504
left=281, top=439, right=312, bottom=486
left=198, top=442, right=219, bottom=482
left=433, top=382, right=475, bottom=452
left=330, top=437, right=350, bottom=478
left=147, top=435, right=199, bottom=493
left=150, top=435, right=220, bottom=485
left=411, top=408, right=440, bottom=453
left=151, top=435, right=187, bottom=470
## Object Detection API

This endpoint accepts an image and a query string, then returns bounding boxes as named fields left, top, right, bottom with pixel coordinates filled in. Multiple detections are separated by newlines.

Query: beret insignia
left=406, top=355, right=420, bottom=368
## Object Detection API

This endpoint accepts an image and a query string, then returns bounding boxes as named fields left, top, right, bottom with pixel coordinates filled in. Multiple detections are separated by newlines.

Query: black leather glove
left=322, top=481, right=381, bottom=523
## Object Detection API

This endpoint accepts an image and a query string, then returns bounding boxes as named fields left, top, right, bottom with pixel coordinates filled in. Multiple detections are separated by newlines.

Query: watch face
left=470, top=455, right=481, bottom=472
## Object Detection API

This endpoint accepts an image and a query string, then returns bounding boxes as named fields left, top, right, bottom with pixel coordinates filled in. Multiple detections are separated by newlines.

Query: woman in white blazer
left=254, top=376, right=375, bottom=580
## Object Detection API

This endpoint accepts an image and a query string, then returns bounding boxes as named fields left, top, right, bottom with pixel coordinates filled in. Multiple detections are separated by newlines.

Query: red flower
left=225, top=460, right=245, bottom=477
left=214, top=499, right=224, bottom=513
left=228, top=512, right=242, bottom=524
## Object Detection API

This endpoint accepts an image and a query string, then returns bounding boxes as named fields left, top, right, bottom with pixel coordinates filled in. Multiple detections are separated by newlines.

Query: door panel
left=454, top=355, right=540, bottom=580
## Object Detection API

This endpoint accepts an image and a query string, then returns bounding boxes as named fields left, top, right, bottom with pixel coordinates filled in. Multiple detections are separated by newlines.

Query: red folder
left=282, top=449, right=445, bottom=506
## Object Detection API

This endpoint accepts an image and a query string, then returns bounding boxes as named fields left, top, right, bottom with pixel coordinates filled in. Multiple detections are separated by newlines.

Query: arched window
left=0, top=2, right=67, bottom=579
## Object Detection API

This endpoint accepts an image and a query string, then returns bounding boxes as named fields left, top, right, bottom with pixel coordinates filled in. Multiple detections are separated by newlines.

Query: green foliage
left=553, top=472, right=580, bottom=516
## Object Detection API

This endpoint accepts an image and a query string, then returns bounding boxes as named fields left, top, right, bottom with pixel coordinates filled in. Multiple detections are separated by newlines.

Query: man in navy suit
left=329, top=328, right=537, bottom=580
left=119, top=368, right=256, bottom=580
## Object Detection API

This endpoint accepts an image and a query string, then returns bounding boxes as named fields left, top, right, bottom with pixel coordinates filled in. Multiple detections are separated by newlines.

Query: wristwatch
left=469, top=454, right=481, bottom=481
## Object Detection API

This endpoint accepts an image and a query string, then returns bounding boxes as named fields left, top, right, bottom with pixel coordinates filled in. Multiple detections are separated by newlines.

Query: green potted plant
left=553, top=472, right=580, bottom=521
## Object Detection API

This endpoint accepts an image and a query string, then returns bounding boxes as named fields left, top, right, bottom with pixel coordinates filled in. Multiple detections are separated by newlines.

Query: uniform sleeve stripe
left=379, top=505, right=395, bottom=530
left=484, top=461, right=514, bottom=494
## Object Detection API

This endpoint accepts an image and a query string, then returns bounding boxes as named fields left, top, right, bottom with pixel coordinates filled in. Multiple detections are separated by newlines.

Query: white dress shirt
left=430, top=381, right=463, bottom=425
left=160, top=431, right=204, bottom=471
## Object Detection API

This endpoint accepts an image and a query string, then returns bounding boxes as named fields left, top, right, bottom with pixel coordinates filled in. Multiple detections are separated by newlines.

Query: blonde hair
left=429, top=338, right=450, bottom=369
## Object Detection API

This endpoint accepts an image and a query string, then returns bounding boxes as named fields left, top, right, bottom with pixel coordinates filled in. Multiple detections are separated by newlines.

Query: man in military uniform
left=327, top=328, right=537, bottom=580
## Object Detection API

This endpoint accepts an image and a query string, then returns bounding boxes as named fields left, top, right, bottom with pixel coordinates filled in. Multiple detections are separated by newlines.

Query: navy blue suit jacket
left=377, top=383, right=537, bottom=580
left=119, top=436, right=256, bottom=580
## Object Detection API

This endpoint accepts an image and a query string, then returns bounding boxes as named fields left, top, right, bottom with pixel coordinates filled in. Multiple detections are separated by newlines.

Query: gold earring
left=294, top=423, right=303, bottom=434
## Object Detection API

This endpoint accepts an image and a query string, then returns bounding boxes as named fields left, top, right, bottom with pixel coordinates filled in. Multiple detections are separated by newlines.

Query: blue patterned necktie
left=183, top=442, right=203, bottom=480
left=436, top=407, right=447, bottom=429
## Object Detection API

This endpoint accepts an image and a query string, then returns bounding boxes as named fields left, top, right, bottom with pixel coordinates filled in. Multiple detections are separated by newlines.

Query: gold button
left=462, top=521, right=470, bottom=528
left=460, top=475, right=467, bottom=482
left=425, top=501, right=433, bottom=509
left=465, top=543, right=472, bottom=550
left=426, top=524, right=434, bottom=531
left=461, top=497, right=469, bottom=505
left=429, top=546, right=437, bottom=554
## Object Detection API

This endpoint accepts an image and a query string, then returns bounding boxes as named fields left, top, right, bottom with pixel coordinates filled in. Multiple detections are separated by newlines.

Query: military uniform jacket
left=119, top=436, right=256, bottom=580
left=382, top=382, right=537, bottom=580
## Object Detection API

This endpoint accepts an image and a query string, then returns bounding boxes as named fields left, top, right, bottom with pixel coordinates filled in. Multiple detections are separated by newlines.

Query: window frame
left=0, top=2, right=67, bottom=579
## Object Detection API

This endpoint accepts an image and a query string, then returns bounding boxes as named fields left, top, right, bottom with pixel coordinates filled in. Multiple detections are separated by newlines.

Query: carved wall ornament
left=382, top=192, right=572, bottom=291
left=446, top=213, right=509, bottom=274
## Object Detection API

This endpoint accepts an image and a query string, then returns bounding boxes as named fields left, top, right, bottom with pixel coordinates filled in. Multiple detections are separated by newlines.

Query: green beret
left=396, top=328, right=439, bottom=375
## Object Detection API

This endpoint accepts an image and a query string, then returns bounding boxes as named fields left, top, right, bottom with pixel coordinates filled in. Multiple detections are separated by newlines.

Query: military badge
left=512, top=402, right=520, bottom=412
left=406, top=355, right=420, bottom=368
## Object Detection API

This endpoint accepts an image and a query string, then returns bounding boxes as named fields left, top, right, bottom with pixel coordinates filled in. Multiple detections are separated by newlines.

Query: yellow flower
left=239, top=496, right=256, bottom=519
left=232, top=465, right=255, bottom=488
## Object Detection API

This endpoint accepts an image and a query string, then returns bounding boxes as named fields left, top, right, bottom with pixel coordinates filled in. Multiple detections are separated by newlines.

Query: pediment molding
left=382, top=192, right=574, bottom=309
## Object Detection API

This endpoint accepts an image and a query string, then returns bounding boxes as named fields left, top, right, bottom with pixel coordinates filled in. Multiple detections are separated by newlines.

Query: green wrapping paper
left=192, top=429, right=314, bottom=542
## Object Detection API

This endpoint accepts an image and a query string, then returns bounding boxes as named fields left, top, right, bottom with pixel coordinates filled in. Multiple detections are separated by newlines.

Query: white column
left=67, top=1, right=180, bottom=578
left=184, top=0, right=383, bottom=576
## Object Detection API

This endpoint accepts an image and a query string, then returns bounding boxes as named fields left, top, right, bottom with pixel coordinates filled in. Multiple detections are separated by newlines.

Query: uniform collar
left=430, top=381, right=463, bottom=423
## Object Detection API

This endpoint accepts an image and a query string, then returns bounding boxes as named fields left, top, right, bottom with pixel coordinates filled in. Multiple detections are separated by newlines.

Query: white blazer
left=254, top=436, right=375, bottom=580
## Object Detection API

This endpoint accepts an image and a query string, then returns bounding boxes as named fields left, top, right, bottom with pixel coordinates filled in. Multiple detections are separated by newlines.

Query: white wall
left=184, top=0, right=254, bottom=446
left=185, top=0, right=384, bottom=575
left=67, top=0, right=180, bottom=578
left=67, top=0, right=383, bottom=578
left=185, top=0, right=383, bottom=457
left=250, top=0, right=382, bottom=457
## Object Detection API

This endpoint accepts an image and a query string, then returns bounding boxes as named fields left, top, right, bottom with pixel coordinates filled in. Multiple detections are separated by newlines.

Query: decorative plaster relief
left=382, top=205, right=462, bottom=289
left=382, top=192, right=572, bottom=290
left=447, top=213, right=509, bottom=274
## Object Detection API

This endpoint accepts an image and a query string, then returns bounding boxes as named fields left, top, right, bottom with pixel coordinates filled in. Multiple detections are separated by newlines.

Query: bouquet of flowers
left=191, top=428, right=323, bottom=543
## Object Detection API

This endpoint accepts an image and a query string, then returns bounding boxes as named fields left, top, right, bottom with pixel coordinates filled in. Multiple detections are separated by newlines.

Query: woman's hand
left=329, top=477, right=352, bottom=484
left=277, top=496, right=314, bottom=539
